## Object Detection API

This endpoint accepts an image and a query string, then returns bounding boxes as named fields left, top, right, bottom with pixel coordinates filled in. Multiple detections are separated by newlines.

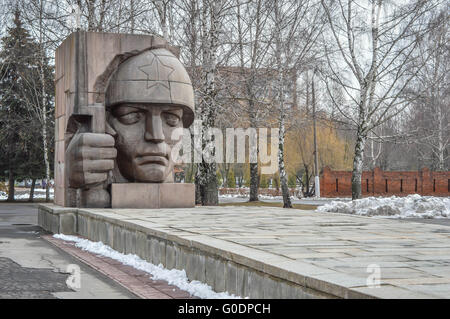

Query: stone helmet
left=105, top=48, right=195, bottom=127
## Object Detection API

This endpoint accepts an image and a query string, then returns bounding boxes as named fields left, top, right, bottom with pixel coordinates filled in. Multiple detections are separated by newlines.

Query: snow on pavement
left=317, top=194, right=450, bottom=219
left=53, top=234, right=242, bottom=299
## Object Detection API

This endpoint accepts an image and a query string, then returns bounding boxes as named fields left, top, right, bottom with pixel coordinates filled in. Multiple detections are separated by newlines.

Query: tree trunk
left=199, top=164, right=218, bottom=206
left=129, top=0, right=135, bottom=33
left=248, top=99, right=259, bottom=201
left=195, top=169, right=202, bottom=205
left=278, top=112, right=292, bottom=208
left=41, top=61, right=50, bottom=202
left=351, top=129, right=367, bottom=200
left=274, top=0, right=291, bottom=209
left=275, top=63, right=290, bottom=206
left=303, top=165, right=310, bottom=197
left=249, top=162, right=259, bottom=201
left=223, top=163, right=230, bottom=188
left=197, top=0, right=220, bottom=206
left=29, top=178, right=36, bottom=202
left=7, top=169, right=14, bottom=202
left=87, top=0, right=96, bottom=31
left=38, top=0, right=51, bottom=202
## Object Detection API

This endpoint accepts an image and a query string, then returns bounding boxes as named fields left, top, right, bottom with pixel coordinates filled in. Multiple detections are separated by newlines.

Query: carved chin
left=133, top=163, right=169, bottom=182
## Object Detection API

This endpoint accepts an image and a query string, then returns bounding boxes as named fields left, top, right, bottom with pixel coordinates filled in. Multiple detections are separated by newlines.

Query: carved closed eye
left=163, top=112, right=181, bottom=126
left=117, top=111, right=143, bottom=124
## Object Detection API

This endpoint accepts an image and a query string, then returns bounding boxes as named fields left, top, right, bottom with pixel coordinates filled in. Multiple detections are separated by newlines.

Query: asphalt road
left=0, top=203, right=136, bottom=299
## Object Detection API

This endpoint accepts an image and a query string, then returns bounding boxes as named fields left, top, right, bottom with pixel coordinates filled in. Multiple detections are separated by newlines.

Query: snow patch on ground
left=305, top=197, right=351, bottom=201
left=259, top=195, right=298, bottom=200
left=219, top=194, right=299, bottom=200
left=219, top=194, right=248, bottom=199
left=53, top=234, right=242, bottom=299
left=317, top=194, right=450, bottom=219
left=0, top=189, right=54, bottom=200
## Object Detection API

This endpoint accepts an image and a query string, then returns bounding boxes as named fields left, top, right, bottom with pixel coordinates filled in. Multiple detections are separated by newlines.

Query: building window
left=385, top=179, right=388, bottom=193
left=336, top=179, right=338, bottom=192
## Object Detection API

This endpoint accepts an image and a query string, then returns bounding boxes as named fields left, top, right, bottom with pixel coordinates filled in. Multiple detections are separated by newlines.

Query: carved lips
left=135, top=152, right=169, bottom=167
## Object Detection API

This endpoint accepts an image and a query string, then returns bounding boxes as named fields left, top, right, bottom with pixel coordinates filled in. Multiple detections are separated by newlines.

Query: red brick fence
left=320, top=167, right=450, bottom=197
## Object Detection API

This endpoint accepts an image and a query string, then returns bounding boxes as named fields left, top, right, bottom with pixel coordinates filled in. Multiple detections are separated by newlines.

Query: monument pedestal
left=111, top=183, right=195, bottom=209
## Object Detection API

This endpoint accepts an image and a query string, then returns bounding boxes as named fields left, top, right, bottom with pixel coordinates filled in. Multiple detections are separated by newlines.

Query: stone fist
left=67, top=133, right=117, bottom=189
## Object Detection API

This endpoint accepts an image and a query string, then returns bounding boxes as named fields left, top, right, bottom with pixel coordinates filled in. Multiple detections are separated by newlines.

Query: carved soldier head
left=105, top=48, right=194, bottom=183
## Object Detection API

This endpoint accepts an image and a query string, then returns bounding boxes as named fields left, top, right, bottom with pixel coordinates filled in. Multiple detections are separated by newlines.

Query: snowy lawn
left=219, top=194, right=248, bottom=199
left=219, top=194, right=299, bottom=200
left=54, top=234, right=242, bottom=299
left=0, top=189, right=54, bottom=200
left=317, top=194, right=450, bottom=219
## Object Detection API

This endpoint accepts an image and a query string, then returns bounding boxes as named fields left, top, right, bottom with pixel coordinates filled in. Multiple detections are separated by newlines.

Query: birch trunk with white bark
left=38, top=0, right=51, bottom=202
left=352, top=125, right=368, bottom=200
left=274, top=0, right=292, bottom=208
left=198, top=0, right=221, bottom=206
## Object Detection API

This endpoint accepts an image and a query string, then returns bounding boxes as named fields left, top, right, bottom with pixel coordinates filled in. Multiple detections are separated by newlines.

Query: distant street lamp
left=312, top=69, right=320, bottom=198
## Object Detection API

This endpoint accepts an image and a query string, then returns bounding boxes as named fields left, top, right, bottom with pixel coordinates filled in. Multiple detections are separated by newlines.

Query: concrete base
left=38, top=205, right=78, bottom=235
left=38, top=204, right=450, bottom=299
left=111, top=183, right=195, bottom=209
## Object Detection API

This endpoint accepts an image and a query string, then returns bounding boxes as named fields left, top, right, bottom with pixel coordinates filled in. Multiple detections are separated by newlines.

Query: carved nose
left=145, top=114, right=165, bottom=143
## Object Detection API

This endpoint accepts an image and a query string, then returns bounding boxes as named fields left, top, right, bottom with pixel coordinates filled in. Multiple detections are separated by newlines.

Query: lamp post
left=312, top=69, right=320, bottom=198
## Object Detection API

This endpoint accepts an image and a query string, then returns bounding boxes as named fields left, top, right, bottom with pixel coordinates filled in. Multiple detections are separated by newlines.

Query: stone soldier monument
left=54, top=32, right=195, bottom=208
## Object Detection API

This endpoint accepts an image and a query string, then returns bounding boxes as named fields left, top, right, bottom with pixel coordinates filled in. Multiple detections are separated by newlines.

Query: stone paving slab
left=40, top=204, right=450, bottom=298
left=101, top=206, right=450, bottom=299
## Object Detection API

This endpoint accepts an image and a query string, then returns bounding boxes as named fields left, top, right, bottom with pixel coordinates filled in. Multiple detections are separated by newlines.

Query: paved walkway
left=43, top=235, right=195, bottom=299
left=96, top=206, right=450, bottom=298
left=0, top=203, right=194, bottom=299
left=0, top=203, right=136, bottom=298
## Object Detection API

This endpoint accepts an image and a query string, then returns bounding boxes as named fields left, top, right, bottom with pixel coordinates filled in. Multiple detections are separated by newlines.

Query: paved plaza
left=84, top=205, right=450, bottom=298
left=3, top=202, right=450, bottom=298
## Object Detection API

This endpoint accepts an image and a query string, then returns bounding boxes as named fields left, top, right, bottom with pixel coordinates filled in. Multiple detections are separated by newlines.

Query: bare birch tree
left=321, top=0, right=442, bottom=199
left=18, top=0, right=54, bottom=201
left=231, top=0, right=273, bottom=201
left=151, top=0, right=173, bottom=41
left=196, top=0, right=232, bottom=206
left=268, top=0, right=325, bottom=207
left=405, top=8, right=449, bottom=171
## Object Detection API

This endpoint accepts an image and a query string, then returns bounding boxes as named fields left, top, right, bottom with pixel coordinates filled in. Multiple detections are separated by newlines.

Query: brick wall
left=320, top=167, right=450, bottom=197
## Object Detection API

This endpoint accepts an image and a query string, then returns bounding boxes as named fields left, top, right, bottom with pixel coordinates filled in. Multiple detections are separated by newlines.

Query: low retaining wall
left=38, top=204, right=371, bottom=299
